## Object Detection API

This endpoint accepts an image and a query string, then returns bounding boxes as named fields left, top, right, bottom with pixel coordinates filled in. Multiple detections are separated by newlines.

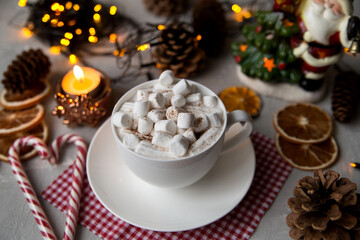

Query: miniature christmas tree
left=231, top=11, right=302, bottom=84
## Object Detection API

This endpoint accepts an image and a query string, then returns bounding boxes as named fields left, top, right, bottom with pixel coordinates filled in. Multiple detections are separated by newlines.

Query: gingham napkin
left=41, top=131, right=292, bottom=240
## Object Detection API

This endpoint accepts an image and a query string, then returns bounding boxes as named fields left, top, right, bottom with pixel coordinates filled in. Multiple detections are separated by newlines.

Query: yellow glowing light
left=51, top=2, right=60, bottom=11
left=60, top=38, right=70, bottom=46
left=137, top=43, right=150, bottom=51
left=88, top=36, right=98, bottom=43
left=51, top=18, right=59, bottom=25
left=64, top=32, right=73, bottom=39
left=93, top=13, right=101, bottom=23
left=50, top=46, right=61, bottom=54
left=68, top=20, right=76, bottom=26
left=113, top=49, right=125, bottom=57
left=351, top=163, right=357, bottom=168
left=243, top=10, right=252, bottom=19
left=94, top=4, right=102, bottom=12
left=42, top=14, right=50, bottom=22
left=89, top=27, right=96, bottom=35
left=232, top=4, right=242, bottom=13
left=58, top=106, right=64, bottom=111
left=109, top=33, right=117, bottom=43
left=57, top=21, right=64, bottom=27
left=75, top=28, right=82, bottom=35
left=18, top=0, right=27, bottom=7
left=69, top=54, right=78, bottom=64
left=109, top=6, right=117, bottom=15
left=22, top=27, right=33, bottom=38
left=73, top=4, right=80, bottom=11
left=158, top=24, right=166, bottom=30
left=196, top=34, right=202, bottom=41
left=58, top=5, right=64, bottom=12
left=65, top=1, right=72, bottom=10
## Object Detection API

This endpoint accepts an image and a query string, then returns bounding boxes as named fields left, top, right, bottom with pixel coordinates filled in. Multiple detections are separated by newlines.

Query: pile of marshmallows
left=112, top=70, right=224, bottom=159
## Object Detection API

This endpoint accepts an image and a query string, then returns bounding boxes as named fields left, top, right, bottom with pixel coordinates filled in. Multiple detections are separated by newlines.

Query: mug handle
left=221, top=110, right=253, bottom=154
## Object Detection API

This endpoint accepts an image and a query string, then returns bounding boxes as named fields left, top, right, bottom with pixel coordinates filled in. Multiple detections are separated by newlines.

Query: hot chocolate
left=112, top=70, right=225, bottom=159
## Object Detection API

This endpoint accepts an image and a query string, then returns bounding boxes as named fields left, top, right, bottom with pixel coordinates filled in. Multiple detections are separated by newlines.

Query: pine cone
left=142, top=0, right=188, bottom=17
left=192, top=0, right=226, bottom=56
left=331, top=71, right=359, bottom=123
left=287, top=170, right=360, bottom=240
left=2, top=49, right=51, bottom=95
left=153, top=22, right=205, bottom=78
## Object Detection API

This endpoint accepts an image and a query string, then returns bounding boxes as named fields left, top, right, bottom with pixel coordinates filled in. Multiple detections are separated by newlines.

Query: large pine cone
left=2, top=49, right=50, bottom=95
left=192, top=0, right=226, bottom=56
left=287, top=170, right=360, bottom=240
left=142, top=0, right=188, bottom=17
left=331, top=71, right=359, bottom=123
left=153, top=22, right=205, bottom=78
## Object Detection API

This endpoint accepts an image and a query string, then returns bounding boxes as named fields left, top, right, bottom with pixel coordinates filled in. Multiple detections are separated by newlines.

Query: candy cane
left=8, top=136, right=56, bottom=240
left=50, top=134, right=87, bottom=240
left=8, top=134, right=87, bottom=240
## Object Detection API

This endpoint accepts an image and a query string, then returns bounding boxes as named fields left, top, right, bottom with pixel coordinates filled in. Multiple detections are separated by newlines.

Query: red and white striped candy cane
left=8, top=136, right=56, bottom=240
left=8, top=134, right=87, bottom=240
left=49, top=134, right=87, bottom=240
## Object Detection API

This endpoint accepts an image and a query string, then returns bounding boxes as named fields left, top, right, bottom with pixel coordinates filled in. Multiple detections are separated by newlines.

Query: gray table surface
left=1, top=0, right=360, bottom=239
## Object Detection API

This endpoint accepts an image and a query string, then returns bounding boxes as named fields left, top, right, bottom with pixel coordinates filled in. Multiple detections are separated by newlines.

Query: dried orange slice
left=0, top=104, right=44, bottom=136
left=0, top=121, right=48, bottom=162
left=275, top=134, right=338, bottom=170
left=218, top=86, right=261, bottom=117
left=0, top=81, right=51, bottom=110
left=273, top=103, right=332, bottom=144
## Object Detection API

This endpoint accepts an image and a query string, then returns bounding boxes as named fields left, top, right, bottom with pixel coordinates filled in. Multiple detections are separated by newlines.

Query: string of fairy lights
left=16, top=0, right=259, bottom=81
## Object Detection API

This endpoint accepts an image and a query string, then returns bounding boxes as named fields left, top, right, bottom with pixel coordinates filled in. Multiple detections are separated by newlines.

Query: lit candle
left=61, top=65, right=101, bottom=95
left=350, top=163, right=360, bottom=169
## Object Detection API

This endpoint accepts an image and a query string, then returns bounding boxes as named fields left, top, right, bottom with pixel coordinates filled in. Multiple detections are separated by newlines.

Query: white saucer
left=87, top=118, right=255, bottom=232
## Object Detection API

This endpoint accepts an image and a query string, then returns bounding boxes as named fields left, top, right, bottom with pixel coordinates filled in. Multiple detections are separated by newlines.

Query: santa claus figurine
left=276, top=0, right=360, bottom=91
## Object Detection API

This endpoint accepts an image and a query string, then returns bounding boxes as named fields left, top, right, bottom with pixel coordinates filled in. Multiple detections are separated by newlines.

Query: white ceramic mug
left=111, top=80, right=253, bottom=189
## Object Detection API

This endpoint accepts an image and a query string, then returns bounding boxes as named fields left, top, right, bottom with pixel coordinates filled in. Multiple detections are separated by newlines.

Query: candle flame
left=73, top=65, right=84, bottom=83
left=350, top=163, right=357, bottom=168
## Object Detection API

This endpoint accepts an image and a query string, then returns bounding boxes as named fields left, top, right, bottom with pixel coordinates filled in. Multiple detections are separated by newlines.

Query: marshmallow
left=147, top=109, right=166, bottom=122
left=169, top=134, right=190, bottom=157
left=152, top=132, right=173, bottom=149
left=134, top=100, right=150, bottom=117
left=166, top=106, right=181, bottom=122
left=123, top=134, right=140, bottom=150
left=137, top=90, right=149, bottom=101
left=173, top=79, right=191, bottom=96
left=193, top=113, right=209, bottom=133
left=119, top=102, right=134, bottom=113
left=177, top=128, right=186, bottom=134
left=203, top=96, right=218, bottom=108
left=162, top=91, right=173, bottom=106
left=159, top=70, right=175, bottom=87
left=153, top=83, right=170, bottom=92
left=135, top=141, right=172, bottom=159
left=189, top=128, right=222, bottom=155
left=112, top=112, right=132, bottom=129
left=182, top=129, right=197, bottom=143
left=186, top=93, right=202, bottom=105
left=149, top=92, right=165, bottom=109
left=138, top=117, right=153, bottom=135
left=171, top=95, right=186, bottom=108
left=177, top=112, right=194, bottom=129
left=154, top=120, right=177, bottom=135
left=208, top=112, right=222, bottom=128
left=185, top=105, right=206, bottom=115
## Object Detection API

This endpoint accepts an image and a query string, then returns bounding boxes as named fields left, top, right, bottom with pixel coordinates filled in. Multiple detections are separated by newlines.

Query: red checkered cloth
left=41, top=131, right=292, bottom=240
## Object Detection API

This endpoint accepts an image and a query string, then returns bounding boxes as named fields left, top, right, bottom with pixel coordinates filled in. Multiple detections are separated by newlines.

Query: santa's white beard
left=302, top=1, right=344, bottom=45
